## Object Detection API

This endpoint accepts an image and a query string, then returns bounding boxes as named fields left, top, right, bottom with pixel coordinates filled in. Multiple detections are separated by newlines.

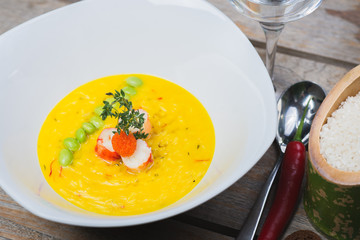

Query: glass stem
left=260, top=22, right=284, bottom=80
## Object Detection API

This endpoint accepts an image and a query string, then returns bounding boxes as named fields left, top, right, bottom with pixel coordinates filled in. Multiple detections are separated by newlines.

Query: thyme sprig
left=100, top=89, right=148, bottom=139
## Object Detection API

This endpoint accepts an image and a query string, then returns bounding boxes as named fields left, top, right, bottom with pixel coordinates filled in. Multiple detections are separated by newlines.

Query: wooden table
left=0, top=0, right=359, bottom=239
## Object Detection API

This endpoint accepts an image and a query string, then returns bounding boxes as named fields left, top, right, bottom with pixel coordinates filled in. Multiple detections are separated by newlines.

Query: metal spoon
left=237, top=81, right=326, bottom=240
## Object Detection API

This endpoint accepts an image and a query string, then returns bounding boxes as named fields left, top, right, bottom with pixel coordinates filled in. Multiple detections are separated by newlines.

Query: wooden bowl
left=304, top=65, right=360, bottom=240
left=309, top=64, right=360, bottom=185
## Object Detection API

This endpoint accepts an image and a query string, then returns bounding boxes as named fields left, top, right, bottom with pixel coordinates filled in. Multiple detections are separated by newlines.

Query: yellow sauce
left=37, top=74, right=215, bottom=215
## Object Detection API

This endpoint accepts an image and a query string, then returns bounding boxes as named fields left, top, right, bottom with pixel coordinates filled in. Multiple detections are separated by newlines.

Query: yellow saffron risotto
left=37, top=74, right=215, bottom=215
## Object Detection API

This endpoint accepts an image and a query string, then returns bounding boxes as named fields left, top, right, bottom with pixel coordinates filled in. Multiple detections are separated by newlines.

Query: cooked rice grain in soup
left=320, top=92, right=360, bottom=172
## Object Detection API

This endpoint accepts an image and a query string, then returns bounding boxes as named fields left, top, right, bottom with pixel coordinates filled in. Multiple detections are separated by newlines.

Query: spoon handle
left=236, top=152, right=284, bottom=240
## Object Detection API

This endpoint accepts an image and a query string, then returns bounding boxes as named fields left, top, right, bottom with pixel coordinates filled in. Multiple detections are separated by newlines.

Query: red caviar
left=111, top=131, right=137, bottom=157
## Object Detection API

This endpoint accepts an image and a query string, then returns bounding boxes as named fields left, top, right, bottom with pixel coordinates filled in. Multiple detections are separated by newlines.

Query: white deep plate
left=0, top=0, right=276, bottom=227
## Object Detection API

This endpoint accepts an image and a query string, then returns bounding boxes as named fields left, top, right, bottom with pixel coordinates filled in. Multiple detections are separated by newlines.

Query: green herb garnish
left=100, top=89, right=149, bottom=139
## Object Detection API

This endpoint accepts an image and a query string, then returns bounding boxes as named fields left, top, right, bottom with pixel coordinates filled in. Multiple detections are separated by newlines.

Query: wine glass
left=230, top=0, right=322, bottom=81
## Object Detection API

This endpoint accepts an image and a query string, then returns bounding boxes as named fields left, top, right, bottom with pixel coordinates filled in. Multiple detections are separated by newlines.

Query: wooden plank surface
left=0, top=0, right=359, bottom=239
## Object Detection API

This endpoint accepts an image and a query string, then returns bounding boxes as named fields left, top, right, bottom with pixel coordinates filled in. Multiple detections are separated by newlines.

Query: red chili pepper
left=258, top=141, right=305, bottom=240
left=258, top=100, right=310, bottom=240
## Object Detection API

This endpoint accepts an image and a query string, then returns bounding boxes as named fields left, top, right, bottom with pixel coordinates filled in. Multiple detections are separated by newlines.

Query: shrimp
left=121, top=139, right=153, bottom=172
left=95, top=128, right=121, bottom=161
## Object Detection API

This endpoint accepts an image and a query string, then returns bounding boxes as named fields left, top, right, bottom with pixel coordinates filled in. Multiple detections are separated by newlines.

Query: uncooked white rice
left=320, top=92, right=360, bottom=172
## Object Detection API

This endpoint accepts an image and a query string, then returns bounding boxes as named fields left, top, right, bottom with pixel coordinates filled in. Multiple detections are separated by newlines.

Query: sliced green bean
left=82, top=122, right=96, bottom=134
left=90, top=116, right=104, bottom=129
left=122, top=86, right=136, bottom=96
left=63, top=137, right=80, bottom=151
left=126, top=76, right=143, bottom=87
left=59, top=149, right=73, bottom=166
left=75, top=128, right=86, bottom=143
